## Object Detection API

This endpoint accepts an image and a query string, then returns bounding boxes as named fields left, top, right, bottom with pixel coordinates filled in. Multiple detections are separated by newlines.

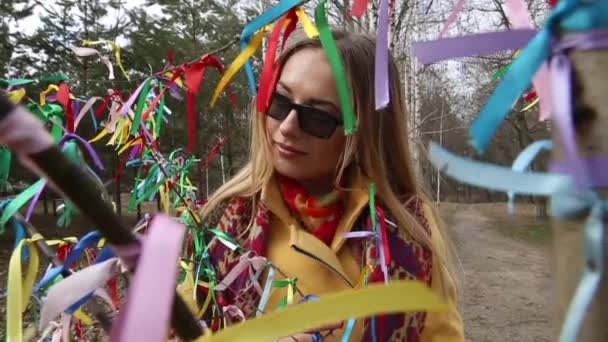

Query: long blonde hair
left=201, top=29, right=457, bottom=295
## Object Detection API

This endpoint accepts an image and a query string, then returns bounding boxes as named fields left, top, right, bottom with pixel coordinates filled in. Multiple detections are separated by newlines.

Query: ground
left=442, top=203, right=552, bottom=342
left=0, top=201, right=553, bottom=341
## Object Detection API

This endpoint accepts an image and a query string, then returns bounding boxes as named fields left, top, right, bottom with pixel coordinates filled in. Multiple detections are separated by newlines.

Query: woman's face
left=265, top=48, right=346, bottom=193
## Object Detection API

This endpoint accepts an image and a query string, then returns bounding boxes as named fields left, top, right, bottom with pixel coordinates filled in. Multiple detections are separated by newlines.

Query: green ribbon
left=49, top=115, right=64, bottom=143
left=272, top=277, right=297, bottom=310
left=492, top=63, right=511, bottom=81
left=41, top=73, right=69, bottom=83
left=56, top=141, right=82, bottom=227
left=25, top=103, right=63, bottom=121
left=315, top=0, right=356, bottom=135
left=128, top=163, right=144, bottom=212
left=0, top=147, right=12, bottom=193
left=156, top=84, right=165, bottom=137
left=208, top=228, right=240, bottom=251
left=368, top=183, right=377, bottom=231
left=0, top=179, right=45, bottom=232
left=0, top=78, right=34, bottom=87
left=131, top=78, right=152, bottom=135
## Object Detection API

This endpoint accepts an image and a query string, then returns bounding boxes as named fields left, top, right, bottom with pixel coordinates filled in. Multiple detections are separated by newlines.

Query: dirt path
left=444, top=205, right=552, bottom=342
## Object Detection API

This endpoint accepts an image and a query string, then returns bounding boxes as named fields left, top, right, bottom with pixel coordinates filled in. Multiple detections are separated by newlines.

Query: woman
left=193, top=29, right=463, bottom=341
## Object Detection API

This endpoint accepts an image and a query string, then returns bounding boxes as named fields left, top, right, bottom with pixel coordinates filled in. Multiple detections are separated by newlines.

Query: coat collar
left=260, top=172, right=371, bottom=287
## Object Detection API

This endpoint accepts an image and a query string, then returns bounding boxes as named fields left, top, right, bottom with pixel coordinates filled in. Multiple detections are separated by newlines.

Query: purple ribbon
left=549, top=28, right=608, bottom=190
left=59, top=133, right=105, bottom=170
left=119, top=79, right=149, bottom=117
left=550, top=158, right=608, bottom=188
left=374, top=0, right=389, bottom=110
left=24, top=133, right=104, bottom=220
left=412, top=29, right=537, bottom=65
left=129, top=144, right=141, bottom=160
left=25, top=183, right=46, bottom=221
left=341, top=231, right=375, bottom=239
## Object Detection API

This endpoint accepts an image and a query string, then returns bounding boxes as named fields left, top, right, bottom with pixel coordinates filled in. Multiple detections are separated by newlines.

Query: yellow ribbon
left=6, top=236, right=41, bottom=341
left=197, top=287, right=213, bottom=319
left=40, top=84, right=59, bottom=105
left=89, top=127, right=109, bottom=143
left=196, top=281, right=445, bottom=342
left=287, top=278, right=296, bottom=306
left=295, top=7, right=319, bottom=38
left=355, top=264, right=375, bottom=289
left=159, top=184, right=170, bottom=214
left=163, top=71, right=185, bottom=88
left=210, top=27, right=270, bottom=107
left=118, top=137, right=142, bottom=155
left=520, top=97, right=539, bottom=112
left=73, top=309, right=93, bottom=325
left=44, top=237, right=78, bottom=246
left=8, top=88, right=26, bottom=104
left=83, top=40, right=130, bottom=81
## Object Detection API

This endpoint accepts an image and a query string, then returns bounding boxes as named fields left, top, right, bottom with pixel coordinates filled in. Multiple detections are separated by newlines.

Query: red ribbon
left=256, top=10, right=298, bottom=113
left=376, top=206, right=391, bottom=267
left=108, top=277, right=119, bottom=309
left=200, top=137, right=225, bottom=171
left=183, top=55, right=239, bottom=153
left=524, top=90, right=537, bottom=103
left=56, top=243, right=72, bottom=263
left=349, top=0, right=370, bottom=17
left=57, top=82, right=74, bottom=132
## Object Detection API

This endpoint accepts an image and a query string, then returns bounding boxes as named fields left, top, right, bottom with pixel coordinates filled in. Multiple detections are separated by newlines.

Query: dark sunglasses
left=266, top=92, right=343, bottom=139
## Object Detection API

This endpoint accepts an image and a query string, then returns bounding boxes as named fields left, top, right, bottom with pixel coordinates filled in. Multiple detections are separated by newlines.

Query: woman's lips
left=275, top=142, right=306, bottom=159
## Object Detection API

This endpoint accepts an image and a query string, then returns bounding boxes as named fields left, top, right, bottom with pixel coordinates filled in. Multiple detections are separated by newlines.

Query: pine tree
left=0, top=0, right=34, bottom=77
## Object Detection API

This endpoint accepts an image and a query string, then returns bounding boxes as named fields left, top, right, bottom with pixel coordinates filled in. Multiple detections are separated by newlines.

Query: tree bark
left=551, top=47, right=608, bottom=341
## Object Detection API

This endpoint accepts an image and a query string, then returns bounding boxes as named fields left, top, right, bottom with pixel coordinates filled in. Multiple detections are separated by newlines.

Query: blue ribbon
left=507, top=140, right=552, bottom=213
left=0, top=200, right=28, bottom=260
left=428, top=143, right=604, bottom=341
left=239, top=0, right=303, bottom=95
left=34, top=230, right=103, bottom=292
left=340, top=319, right=356, bottom=342
left=469, top=0, right=608, bottom=153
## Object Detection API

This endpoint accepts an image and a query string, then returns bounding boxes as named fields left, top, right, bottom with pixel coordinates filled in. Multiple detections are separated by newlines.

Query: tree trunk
left=551, top=46, right=608, bottom=341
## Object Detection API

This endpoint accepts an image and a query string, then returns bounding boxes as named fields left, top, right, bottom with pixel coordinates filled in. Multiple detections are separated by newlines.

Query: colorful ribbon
left=109, top=215, right=186, bottom=341
left=428, top=142, right=605, bottom=341
left=374, top=0, right=390, bottom=110
left=469, top=0, right=608, bottom=153
left=6, top=234, right=41, bottom=341
left=197, top=281, right=445, bottom=342
left=315, top=0, right=356, bottom=135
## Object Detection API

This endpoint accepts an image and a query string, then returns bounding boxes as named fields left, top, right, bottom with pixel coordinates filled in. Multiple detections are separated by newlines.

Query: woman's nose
left=278, top=108, right=301, bottom=137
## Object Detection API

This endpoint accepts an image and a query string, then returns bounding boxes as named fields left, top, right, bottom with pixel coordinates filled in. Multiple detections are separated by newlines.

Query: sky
left=15, top=0, right=161, bottom=43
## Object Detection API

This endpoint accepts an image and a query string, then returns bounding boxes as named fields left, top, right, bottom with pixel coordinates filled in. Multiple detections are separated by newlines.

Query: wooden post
left=42, top=189, right=48, bottom=215
left=551, top=48, right=608, bottom=340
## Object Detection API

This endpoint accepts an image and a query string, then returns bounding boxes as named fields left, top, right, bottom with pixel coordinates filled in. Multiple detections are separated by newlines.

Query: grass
left=493, top=220, right=552, bottom=246
left=439, top=202, right=553, bottom=246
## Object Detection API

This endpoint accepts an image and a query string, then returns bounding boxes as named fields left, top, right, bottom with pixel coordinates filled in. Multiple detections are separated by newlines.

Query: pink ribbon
left=374, top=0, right=390, bottom=110
left=39, top=257, right=125, bottom=329
left=438, top=0, right=552, bottom=119
left=74, top=97, right=102, bottom=130
left=438, top=0, right=466, bottom=38
left=503, top=0, right=552, bottom=120
left=215, top=251, right=266, bottom=295
left=109, top=214, right=186, bottom=341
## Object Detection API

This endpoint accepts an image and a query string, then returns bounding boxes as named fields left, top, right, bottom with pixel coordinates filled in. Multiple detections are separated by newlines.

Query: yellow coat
left=180, top=175, right=463, bottom=341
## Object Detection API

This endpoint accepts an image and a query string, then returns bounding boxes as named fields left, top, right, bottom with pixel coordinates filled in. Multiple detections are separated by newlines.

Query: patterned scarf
left=277, top=175, right=344, bottom=246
